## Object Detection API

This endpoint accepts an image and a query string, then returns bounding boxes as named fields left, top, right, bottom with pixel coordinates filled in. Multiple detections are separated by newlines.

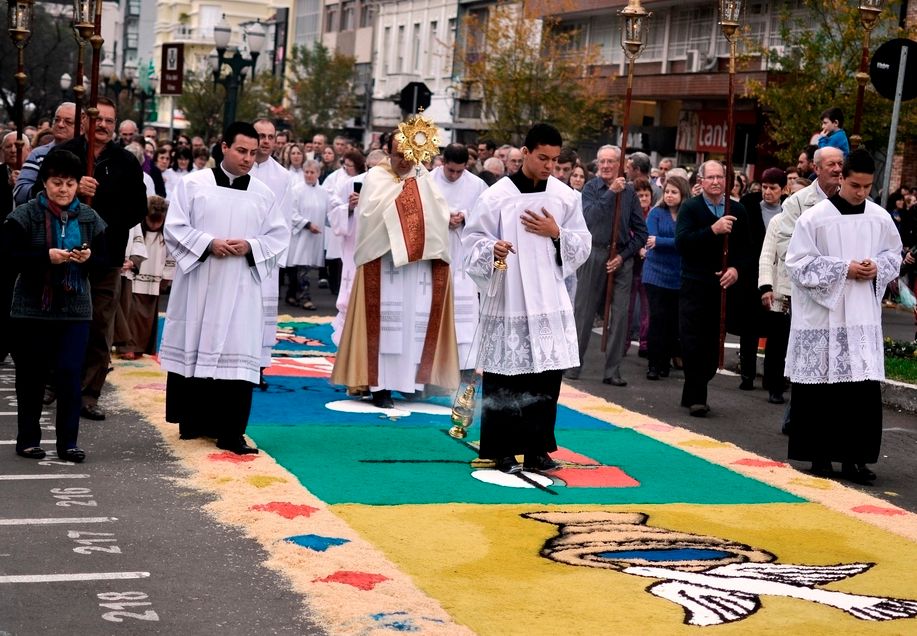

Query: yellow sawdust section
left=334, top=502, right=917, bottom=635
left=106, top=358, right=474, bottom=636
left=560, top=384, right=917, bottom=541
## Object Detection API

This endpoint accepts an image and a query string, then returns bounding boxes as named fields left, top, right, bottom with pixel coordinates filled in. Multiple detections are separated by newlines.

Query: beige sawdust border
left=106, top=315, right=474, bottom=636
left=559, top=384, right=917, bottom=542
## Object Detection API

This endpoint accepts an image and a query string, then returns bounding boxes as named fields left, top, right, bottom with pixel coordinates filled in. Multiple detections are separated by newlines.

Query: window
left=427, top=21, right=438, bottom=76
left=199, top=5, right=222, bottom=39
left=294, top=0, right=321, bottom=47
left=445, top=17, right=457, bottom=74
left=341, top=1, right=355, bottom=31
left=325, top=8, right=337, bottom=33
left=412, top=23, right=421, bottom=72
left=397, top=25, right=405, bottom=72
left=382, top=25, right=391, bottom=74
left=359, top=3, right=375, bottom=29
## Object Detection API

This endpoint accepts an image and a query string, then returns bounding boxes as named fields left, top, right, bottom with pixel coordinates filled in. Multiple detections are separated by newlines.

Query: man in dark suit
left=675, top=160, right=750, bottom=416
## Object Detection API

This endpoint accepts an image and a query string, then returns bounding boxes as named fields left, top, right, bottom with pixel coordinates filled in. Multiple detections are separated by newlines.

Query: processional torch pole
left=74, top=0, right=103, bottom=197
left=716, top=0, right=744, bottom=370
left=71, top=3, right=92, bottom=142
left=600, top=0, right=650, bottom=352
left=7, top=0, right=35, bottom=171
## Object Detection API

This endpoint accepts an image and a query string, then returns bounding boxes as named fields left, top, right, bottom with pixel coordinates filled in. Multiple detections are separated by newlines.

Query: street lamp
left=715, top=0, right=745, bottom=369
left=136, top=74, right=156, bottom=128
left=850, top=0, right=886, bottom=150
left=100, top=57, right=136, bottom=104
left=60, top=71, right=72, bottom=97
left=211, top=16, right=265, bottom=127
left=7, top=0, right=34, bottom=170
left=600, top=0, right=651, bottom=352
left=72, top=0, right=103, bottom=196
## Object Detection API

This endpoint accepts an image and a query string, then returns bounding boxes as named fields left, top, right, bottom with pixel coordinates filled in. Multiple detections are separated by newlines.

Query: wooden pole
left=718, top=39, right=737, bottom=370
left=84, top=0, right=103, bottom=200
left=600, top=57, right=635, bottom=353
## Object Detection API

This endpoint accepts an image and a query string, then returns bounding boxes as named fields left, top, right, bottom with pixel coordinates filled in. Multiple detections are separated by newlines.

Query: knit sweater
left=2, top=198, right=107, bottom=320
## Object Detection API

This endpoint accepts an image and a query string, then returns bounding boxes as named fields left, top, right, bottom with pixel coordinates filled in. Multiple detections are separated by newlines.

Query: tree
left=177, top=70, right=285, bottom=141
left=747, top=0, right=916, bottom=165
left=287, top=42, right=357, bottom=137
left=459, top=3, right=609, bottom=145
left=0, top=3, right=81, bottom=125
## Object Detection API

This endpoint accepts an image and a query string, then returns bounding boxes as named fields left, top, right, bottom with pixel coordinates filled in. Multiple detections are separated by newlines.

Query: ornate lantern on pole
left=850, top=0, right=885, bottom=150
left=212, top=16, right=266, bottom=127
left=7, top=0, right=34, bottom=170
left=73, top=0, right=104, bottom=191
left=600, top=0, right=651, bottom=352
left=72, top=0, right=94, bottom=141
left=715, top=0, right=744, bottom=369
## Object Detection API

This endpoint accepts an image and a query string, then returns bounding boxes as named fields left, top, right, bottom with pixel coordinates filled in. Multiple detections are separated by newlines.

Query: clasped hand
left=847, top=259, right=877, bottom=280
left=211, top=238, right=251, bottom=258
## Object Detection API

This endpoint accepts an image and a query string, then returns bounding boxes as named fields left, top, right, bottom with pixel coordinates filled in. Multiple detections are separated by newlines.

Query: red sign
left=160, top=43, right=184, bottom=96
left=695, top=110, right=757, bottom=153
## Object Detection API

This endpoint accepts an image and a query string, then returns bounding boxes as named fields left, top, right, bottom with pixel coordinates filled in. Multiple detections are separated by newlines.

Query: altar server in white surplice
left=286, top=160, right=329, bottom=310
left=331, top=122, right=460, bottom=409
left=329, top=150, right=386, bottom=346
left=160, top=122, right=288, bottom=455
left=430, top=144, right=489, bottom=370
left=784, top=148, right=901, bottom=484
left=249, top=118, right=292, bottom=381
left=463, top=124, right=591, bottom=475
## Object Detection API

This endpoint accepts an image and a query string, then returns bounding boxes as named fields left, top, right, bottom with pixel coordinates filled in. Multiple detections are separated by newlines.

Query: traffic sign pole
left=881, top=45, right=908, bottom=209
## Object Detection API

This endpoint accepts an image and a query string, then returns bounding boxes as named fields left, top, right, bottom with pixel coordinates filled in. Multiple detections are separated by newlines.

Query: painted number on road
left=97, top=592, right=159, bottom=623
left=67, top=530, right=122, bottom=555
left=51, top=487, right=98, bottom=507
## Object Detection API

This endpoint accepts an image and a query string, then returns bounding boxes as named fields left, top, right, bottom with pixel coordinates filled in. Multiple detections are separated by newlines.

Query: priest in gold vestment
left=331, top=118, right=459, bottom=408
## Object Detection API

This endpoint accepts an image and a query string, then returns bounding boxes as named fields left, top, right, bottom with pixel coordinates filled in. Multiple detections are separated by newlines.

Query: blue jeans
left=13, top=319, right=90, bottom=453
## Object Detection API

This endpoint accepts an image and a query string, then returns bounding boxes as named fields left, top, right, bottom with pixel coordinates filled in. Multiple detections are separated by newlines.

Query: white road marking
left=0, top=440, right=53, bottom=445
left=0, top=517, right=116, bottom=526
left=0, top=474, right=90, bottom=480
left=0, top=571, right=150, bottom=584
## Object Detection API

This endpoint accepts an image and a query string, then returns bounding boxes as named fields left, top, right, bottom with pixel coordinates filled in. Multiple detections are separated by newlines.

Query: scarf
left=38, top=191, right=84, bottom=310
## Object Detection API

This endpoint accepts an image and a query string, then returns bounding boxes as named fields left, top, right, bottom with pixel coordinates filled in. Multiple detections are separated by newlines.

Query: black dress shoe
left=658, top=368, right=670, bottom=378
left=371, top=390, right=394, bottom=409
left=42, top=388, right=56, bottom=405
left=259, top=369, right=268, bottom=391
left=216, top=439, right=259, bottom=455
left=810, top=460, right=834, bottom=477
left=496, top=456, right=522, bottom=474
left=646, top=368, right=660, bottom=381
left=59, top=448, right=86, bottom=463
left=16, top=446, right=46, bottom=460
left=602, top=377, right=627, bottom=387
left=739, top=377, right=755, bottom=391
left=688, top=404, right=710, bottom=417
left=840, top=463, right=876, bottom=484
left=524, top=454, right=559, bottom=472
left=767, top=392, right=785, bottom=404
left=80, top=405, right=106, bottom=421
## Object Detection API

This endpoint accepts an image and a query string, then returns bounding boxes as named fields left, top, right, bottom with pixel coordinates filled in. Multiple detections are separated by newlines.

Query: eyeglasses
left=703, top=175, right=726, bottom=181
left=97, top=117, right=116, bottom=125
left=53, top=117, right=75, bottom=127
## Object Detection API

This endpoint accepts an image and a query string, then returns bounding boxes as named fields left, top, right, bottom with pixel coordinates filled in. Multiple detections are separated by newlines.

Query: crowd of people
left=1, top=100, right=913, bottom=484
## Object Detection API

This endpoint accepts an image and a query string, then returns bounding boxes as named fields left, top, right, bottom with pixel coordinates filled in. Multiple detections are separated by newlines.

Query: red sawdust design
left=313, top=570, right=390, bottom=591
left=208, top=452, right=258, bottom=463
left=851, top=505, right=907, bottom=516
left=250, top=502, right=319, bottom=519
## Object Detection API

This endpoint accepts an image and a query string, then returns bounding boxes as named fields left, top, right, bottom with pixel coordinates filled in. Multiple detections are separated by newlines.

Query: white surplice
left=126, top=228, right=175, bottom=296
left=463, top=175, right=591, bottom=375
left=784, top=198, right=902, bottom=384
left=250, top=156, right=292, bottom=365
left=159, top=170, right=288, bottom=384
left=429, top=166, right=489, bottom=368
left=322, top=167, right=346, bottom=260
left=287, top=181, right=329, bottom=268
left=329, top=173, right=364, bottom=346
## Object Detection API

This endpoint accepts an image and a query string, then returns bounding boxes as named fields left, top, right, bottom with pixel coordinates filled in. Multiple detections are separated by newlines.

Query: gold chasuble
left=331, top=160, right=459, bottom=392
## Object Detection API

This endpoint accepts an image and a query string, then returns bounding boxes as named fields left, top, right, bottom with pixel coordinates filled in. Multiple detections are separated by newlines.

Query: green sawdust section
left=248, top=425, right=801, bottom=506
